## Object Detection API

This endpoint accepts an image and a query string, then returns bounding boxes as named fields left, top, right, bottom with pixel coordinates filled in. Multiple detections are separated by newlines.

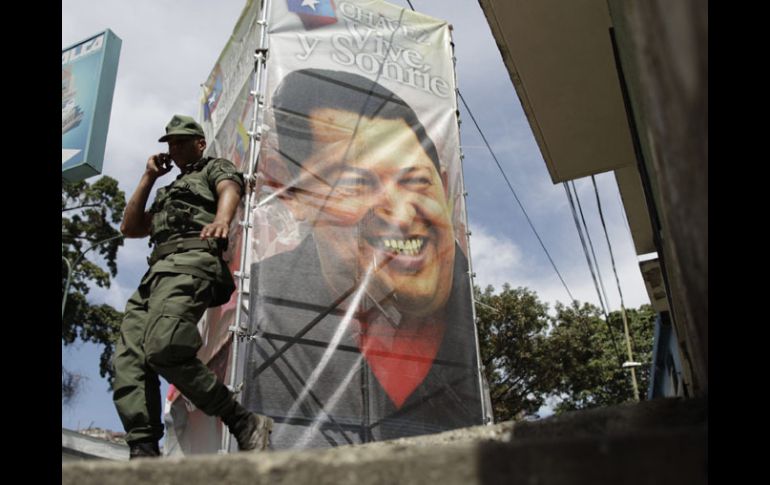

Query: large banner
left=62, top=29, right=121, bottom=182
left=164, top=0, right=483, bottom=455
left=244, top=0, right=483, bottom=449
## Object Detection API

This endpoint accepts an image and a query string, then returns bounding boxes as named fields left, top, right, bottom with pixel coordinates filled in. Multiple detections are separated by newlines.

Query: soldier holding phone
left=114, top=114, right=273, bottom=459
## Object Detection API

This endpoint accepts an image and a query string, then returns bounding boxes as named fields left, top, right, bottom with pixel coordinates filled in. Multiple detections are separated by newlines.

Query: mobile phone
left=158, top=153, right=172, bottom=170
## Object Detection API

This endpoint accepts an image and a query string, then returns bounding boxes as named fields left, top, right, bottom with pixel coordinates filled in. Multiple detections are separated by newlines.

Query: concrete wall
left=607, top=0, right=708, bottom=396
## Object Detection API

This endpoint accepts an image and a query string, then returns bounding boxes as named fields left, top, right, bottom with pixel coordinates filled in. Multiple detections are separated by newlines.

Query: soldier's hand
left=146, top=153, right=173, bottom=178
left=200, top=221, right=230, bottom=239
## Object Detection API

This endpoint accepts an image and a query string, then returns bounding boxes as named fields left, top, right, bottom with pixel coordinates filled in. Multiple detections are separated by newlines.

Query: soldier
left=113, top=114, right=273, bottom=459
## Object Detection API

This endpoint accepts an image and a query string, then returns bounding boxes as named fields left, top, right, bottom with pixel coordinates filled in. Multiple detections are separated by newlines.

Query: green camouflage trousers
left=112, top=272, right=234, bottom=445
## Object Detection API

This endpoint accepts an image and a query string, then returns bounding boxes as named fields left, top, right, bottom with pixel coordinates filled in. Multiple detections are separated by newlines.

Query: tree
left=545, top=302, right=656, bottom=413
left=62, top=365, right=84, bottom=406
left=475, top=283, right=657, bottom=420
left=475, top=284, right=554, bottom=421
left=62, top=176, right=126, bottom=393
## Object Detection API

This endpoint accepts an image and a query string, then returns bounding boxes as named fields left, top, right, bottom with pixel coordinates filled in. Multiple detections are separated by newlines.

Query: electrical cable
left=567, top=181, right=626, bottom=369
left=564, top=182, right=607, bottom=314
left=571, top=180, right=612, bottom=312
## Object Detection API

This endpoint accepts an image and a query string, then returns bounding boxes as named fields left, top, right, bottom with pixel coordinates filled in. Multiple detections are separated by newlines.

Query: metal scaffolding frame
left=449, top=34, right=494, bottom=426
left=220, top=0, right=272, bottom=454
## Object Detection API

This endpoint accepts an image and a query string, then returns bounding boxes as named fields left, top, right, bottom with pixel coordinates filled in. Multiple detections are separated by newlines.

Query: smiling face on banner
left=284, top=107, right=456, bottom=321
left=271, top=69, right=457, bottom=325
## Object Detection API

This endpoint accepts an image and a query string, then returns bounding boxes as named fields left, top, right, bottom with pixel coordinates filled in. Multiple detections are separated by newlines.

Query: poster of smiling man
left=241, top=0, right=485, bottom=449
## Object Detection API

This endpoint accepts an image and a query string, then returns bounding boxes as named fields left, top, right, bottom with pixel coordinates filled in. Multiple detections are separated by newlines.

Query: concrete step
left=62, top=397, right=706, bottom=485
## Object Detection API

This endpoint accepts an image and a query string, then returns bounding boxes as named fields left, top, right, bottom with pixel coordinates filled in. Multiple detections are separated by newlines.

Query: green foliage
left=475, top=284, right=553, bottom=421
left=475, top=284, right=657, bottom=421
left=62, top=176, right=126, bottom=390
left=546, top=302, right=656, bottom=413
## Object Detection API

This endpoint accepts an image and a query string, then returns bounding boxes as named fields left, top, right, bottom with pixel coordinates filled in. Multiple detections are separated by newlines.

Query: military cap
left=158, top=114, right=205, bottom=142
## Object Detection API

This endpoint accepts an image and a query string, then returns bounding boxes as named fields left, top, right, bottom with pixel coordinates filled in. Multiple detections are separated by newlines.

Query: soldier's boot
left=222, top=401, right=273, bottom=452
left=128, top=441, right=160, bottom=460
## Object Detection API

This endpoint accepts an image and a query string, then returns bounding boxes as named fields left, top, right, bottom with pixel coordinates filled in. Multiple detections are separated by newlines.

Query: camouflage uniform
left=112, top=155, right=245, bottom=446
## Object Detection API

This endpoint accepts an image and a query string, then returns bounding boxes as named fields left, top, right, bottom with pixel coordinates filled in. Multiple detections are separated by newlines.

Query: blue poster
left=62, top=30, right=121, bottom=181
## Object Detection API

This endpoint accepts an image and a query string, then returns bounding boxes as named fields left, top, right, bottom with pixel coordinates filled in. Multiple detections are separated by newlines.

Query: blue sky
left=62, top=0, right=652, bottom=434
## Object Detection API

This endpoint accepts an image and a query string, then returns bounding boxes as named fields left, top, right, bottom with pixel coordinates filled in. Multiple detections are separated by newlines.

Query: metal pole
left=620, top=304, right=641, bottom=401
left=62, top=234, right=124, bottom=320
left=462, top=178, right=493, bottom=424
left=589, top=176, right=641, bottom=402
left=221, top=0, right=271, bottom=454
left=449, top=32, right=493, bottom=424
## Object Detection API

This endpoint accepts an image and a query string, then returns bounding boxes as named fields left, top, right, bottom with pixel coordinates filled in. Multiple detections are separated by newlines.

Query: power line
left=564, top=182, right=607, bottom=314
left=591, top=176, right=627, bottom=309
left=592, top=175, right=640, bottom=401
left=572, top=181, right=623, bottom=367
left=565, top=180, right=625, bottom=369
left=571, top=180, right=612, bottom=312
left=404, top=0, right=575, bottom=303
left=457, top=91, right=575, bottom=303
left=613, top=177, right=635, bottom=241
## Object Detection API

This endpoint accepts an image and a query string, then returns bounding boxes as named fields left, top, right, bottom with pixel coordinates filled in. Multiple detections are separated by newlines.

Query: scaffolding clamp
left=228, top=323, right=250, bottom=339
left=227, top=382, right=244, bottom=395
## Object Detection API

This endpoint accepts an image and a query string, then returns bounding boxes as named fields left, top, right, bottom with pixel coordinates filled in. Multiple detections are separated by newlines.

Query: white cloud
left=78, top=238, right=150, bottom=310
left=469, top=224, right=523, bottom=291
left=529, top=253, right=652, bottom=314
left=87, top=278, right=133, bottom=311
left=468, top=217, right=651, bottom=314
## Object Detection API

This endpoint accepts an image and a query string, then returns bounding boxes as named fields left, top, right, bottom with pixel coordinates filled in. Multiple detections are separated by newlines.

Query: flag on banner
left=287, top=0, right=338, bottom=29
left=203, top=66, right=224, bottom=121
